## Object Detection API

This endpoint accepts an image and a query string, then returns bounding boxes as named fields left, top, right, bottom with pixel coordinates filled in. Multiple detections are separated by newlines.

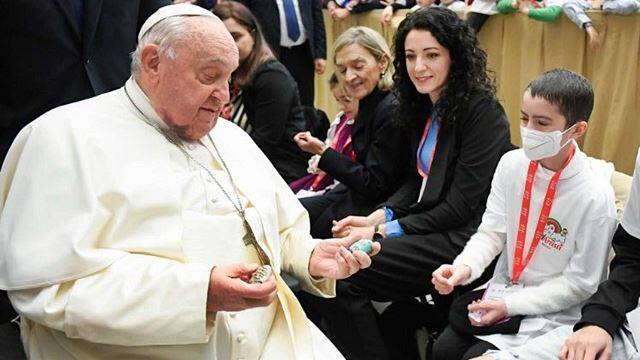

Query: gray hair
left=333, top=27, right=394, bottom=91
left=130, top=16, right=190, bottom=77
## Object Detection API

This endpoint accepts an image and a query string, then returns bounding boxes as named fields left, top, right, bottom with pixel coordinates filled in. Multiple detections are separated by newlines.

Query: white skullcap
left=138, top=3, right=216, bottom=41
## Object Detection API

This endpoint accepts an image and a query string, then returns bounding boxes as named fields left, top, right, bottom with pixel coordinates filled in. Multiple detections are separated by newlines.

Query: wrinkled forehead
left=177, top=16, right=239, bottom=69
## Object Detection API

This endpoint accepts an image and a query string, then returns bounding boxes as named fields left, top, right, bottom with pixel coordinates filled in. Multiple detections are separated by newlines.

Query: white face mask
left=520, top=124, right=576, bottom=161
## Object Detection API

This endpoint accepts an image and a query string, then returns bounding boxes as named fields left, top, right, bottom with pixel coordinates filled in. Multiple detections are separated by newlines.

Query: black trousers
left=466, top=12, right=491, bottom=34
left=432, top=325, right=498, bottom=360
left=299, top=186, right=357, bottom=239
left=298, top=232, right=467, bottom=360
left=378, top=300, right=451, bottom=360
left=279, top=42, right=315, bottom=107
left=0, top=321, right=25, bottom=360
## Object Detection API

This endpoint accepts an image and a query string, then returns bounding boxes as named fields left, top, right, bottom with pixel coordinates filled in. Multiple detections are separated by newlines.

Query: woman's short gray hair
left=130, top=16, right=189, bottom=77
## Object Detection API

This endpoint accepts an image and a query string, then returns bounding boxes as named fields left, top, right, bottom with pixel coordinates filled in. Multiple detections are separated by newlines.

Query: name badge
left=484, top=282, right=524, bottom=300
left=468, top=282, right=523, bottom=323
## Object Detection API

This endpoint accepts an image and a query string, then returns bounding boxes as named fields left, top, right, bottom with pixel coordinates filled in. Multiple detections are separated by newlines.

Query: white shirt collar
left=124, top=77, right=169, bottom=130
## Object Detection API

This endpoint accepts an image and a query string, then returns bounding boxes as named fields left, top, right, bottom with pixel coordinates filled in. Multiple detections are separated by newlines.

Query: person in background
left=215, top=1, right=310, bottom=183
left=310, top=8, right=511, bottom=359
left=497, top=0, right=564, bottom=22
left=466, top=0, right=499, bottom=33
left=563, top=0, right=640, bottom=49
left=410, top=0, right=467, bottom=14
left=325, top=0, right=415, bottom=26
left=235, top=0, right=326, bottom=107
left=291, top=73, right=359, bottom=198
left=297, top=26, right=409, bottom=240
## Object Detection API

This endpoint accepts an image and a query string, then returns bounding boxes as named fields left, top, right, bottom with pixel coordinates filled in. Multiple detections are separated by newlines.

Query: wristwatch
left=373, top=223, right=384, bottom=241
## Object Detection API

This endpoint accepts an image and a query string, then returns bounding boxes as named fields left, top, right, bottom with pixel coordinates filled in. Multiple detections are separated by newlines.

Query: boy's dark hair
left=526, top=69, right=594, bottom=127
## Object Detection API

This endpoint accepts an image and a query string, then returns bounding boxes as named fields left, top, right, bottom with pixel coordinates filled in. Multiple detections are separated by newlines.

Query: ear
left=571, top=121, right=588, bottom=139
left=140, top=44, right=162, bottom=81
left=378, top=54, right=390, bottom=75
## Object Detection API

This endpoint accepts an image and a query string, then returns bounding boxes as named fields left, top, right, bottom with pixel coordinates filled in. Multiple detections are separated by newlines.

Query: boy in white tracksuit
left=430, top=69, right=618, bottom=360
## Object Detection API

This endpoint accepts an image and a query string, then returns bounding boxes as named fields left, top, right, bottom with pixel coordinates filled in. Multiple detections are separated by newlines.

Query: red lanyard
left=511, top=146, right=575, bottom=284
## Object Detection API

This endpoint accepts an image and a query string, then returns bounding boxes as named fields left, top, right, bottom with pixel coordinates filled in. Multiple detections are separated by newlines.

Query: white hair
left=130, top=16, right=191, bottom=77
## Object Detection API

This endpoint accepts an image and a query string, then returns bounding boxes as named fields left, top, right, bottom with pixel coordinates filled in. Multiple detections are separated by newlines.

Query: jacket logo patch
left=541, top=218, right=567, bottom=251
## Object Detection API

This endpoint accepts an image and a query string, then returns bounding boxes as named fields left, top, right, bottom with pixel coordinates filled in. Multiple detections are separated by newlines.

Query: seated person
left=0, top=5, right=379, bottom=359
left=215, top=1, right=309, bottom=183
left=466, top=0, right=499, bottom=33
left=431, top=69, right=618, bottom=360
left=410, top=0, right=468, bottom=13
left=298, top=27, right=409, bottom=239
left=563, top=0, right=640, bottom=49
left=497, top=0, right=564, bottom=22
left=557, top=149, right=640, bottom=360
left=325, top=0, right=414, bottom=24
left=306, top=8, right=512, bottom=359
left=291, top=73, right=359, bottom=198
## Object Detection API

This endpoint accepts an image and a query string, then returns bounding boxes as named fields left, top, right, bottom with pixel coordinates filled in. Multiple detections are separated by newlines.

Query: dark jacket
left=0, top=0, right=169, bottom=325
left=384, top=92, right=512, bottom=249
left=0, top=0, right=169, bottom=164
left=242, top=59, right=309, bottom=183
left=575, top=225, right=640, bottom=336
left=236, top=0, right=327, bottom=60
left=312, top=88, right=410, bottom=232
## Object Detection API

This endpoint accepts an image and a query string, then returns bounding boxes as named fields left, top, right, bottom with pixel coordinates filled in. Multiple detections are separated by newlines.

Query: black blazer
left=317, top=88, right=410, bottom=217
left=0, top=0, right=168, bottom=323
left=384, top=92, right=512, bottom=249
left=236, top=0, right=327, bottom=60
left=0, top=0, right=169, bottom=163
left=242, top=60, right=309, bottom=183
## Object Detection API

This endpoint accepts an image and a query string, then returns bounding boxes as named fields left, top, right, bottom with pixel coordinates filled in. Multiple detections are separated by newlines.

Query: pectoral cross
left=243, top=220, right=256, bottom=246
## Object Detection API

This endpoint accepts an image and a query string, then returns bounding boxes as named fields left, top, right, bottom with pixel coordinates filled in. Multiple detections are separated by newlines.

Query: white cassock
left=0, top=78, right=345, bottom=360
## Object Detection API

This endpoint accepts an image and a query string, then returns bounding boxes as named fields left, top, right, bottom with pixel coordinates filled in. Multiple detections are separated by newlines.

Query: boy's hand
left=432, top=264, right=471, bottom=295
left=467, top=299, right=508, bottom=327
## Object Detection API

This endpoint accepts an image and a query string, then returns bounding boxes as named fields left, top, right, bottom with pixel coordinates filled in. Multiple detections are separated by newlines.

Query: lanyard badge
left=511, top=146, right=575, bottom=284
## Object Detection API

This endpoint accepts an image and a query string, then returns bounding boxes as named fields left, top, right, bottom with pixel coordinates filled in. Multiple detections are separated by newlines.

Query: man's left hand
left=314, top=59, right=326, bottom=75
left=559, top=325, right=612, bottom=360
left=308, top=236, right=381, bottom=279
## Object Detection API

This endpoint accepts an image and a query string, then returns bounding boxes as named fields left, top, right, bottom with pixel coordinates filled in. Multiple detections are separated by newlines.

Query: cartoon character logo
left=541, top=218, right=567, bottom=251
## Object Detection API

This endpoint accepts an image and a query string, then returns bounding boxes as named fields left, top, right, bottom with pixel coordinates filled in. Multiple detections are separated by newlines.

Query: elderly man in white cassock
left=0, top=4, right=380, bottom=359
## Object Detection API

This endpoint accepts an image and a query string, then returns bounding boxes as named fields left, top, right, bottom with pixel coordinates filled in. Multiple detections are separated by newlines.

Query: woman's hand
left=294, top=132, right=327, bottom=155
left=332, top=209, right=386, bottom=237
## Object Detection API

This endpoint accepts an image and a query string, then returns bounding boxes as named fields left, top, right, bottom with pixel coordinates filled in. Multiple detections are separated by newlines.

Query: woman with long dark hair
left=214, top=1, right=309, bottom=183
left=314, top=8, right=513, bottom=359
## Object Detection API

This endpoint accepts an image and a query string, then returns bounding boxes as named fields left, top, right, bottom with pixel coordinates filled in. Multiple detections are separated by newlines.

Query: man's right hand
left=559, top=325, right=613, bottom=360
left=431, top=264, right=471, bottom=295
left=207, top=264, right=278, bottom=313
